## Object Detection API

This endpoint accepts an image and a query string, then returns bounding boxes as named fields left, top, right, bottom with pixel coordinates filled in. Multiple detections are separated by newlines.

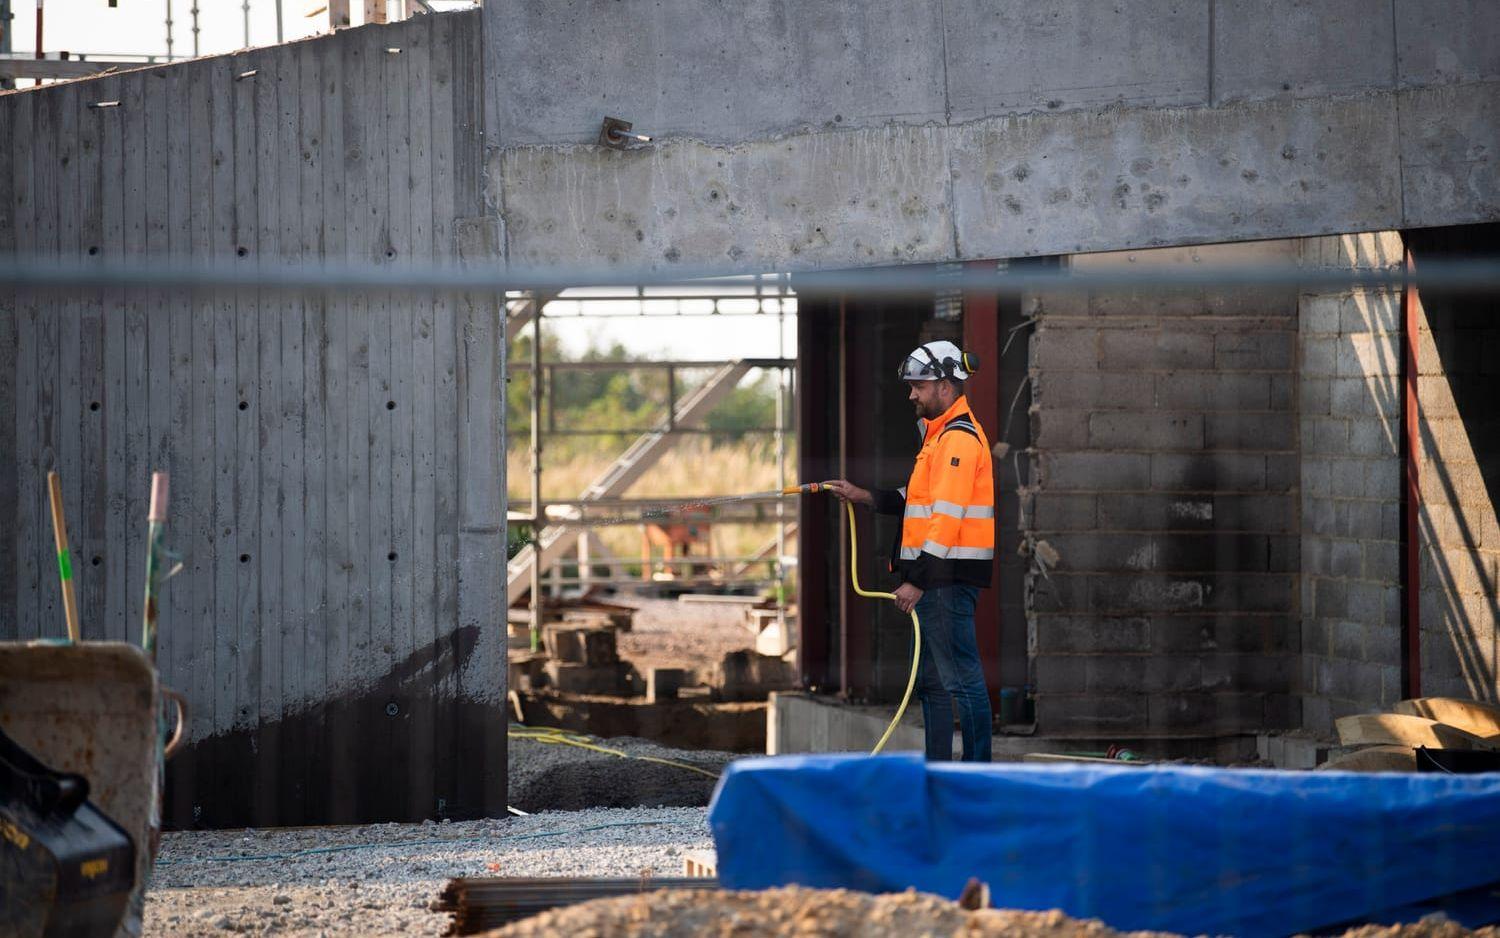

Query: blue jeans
left=914, top=584, right=992, bottom=762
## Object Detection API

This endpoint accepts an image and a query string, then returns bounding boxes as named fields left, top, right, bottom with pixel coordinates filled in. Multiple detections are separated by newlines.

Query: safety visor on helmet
left=896, top=349, right=943, bottom=381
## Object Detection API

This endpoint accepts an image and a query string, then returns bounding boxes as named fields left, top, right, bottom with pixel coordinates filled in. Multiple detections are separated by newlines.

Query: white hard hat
left=896, top=340, right=978, bottom=381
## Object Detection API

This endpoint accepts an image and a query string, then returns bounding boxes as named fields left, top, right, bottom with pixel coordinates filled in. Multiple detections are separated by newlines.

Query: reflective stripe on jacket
left=873, top=394, right=995, bottom=590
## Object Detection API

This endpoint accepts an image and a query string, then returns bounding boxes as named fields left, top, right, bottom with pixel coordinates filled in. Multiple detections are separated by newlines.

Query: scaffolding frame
left=506, top=282, right=798, bottom=648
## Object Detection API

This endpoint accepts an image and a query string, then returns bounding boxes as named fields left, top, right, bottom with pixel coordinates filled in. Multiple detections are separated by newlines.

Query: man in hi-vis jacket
left=826, top=340, right=996, bottom=762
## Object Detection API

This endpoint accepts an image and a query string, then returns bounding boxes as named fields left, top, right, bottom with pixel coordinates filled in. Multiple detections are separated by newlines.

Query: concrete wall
left=1297, top=233, right=1405, bottom=738
left=482, top=0, right=1500, bottom=272
left=0, top=12, right=508, bottom=828
left=1026, top=241, right=1301, bottom=737
left=1411, top=226, right=1500, bottom=704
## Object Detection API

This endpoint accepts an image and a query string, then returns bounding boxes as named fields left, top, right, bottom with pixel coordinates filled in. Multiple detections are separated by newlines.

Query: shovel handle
left=161, top=687, right=189, bottom=760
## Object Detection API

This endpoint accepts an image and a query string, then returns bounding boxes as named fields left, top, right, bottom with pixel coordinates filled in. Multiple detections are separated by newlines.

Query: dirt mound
left=507, top=734, right=734, bottom=812
left=483, top=885, right=1173, bottom=938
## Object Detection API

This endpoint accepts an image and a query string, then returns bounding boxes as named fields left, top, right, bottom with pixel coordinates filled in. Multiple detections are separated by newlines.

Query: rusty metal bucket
left=0, top=642, right=186, bottom=937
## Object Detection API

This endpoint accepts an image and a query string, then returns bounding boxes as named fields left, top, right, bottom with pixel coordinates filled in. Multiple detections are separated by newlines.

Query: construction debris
left=436, top=875, right=719, bottom=934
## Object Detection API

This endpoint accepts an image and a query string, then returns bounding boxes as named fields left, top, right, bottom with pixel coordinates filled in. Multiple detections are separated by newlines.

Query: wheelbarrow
left=0, top=641, right=187, bottom=937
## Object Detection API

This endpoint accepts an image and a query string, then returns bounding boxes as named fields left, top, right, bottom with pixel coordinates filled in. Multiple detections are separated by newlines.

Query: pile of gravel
left=144, top=806, right=711, bottom=936
left=508, top=732, right=737, bottom=813
left=488, top=885, right=1173, bottom=938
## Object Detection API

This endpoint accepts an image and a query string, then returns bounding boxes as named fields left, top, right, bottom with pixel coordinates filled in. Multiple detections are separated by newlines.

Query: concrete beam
left=484, top=0, right=1500, bottom=271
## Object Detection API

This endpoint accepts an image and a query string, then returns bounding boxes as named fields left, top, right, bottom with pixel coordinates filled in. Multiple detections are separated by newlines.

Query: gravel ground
left=508, top=732, right=735, bottom=812
left=613, top=596, right=759, bottom=675
left=143, top=806, right=711, bottom=937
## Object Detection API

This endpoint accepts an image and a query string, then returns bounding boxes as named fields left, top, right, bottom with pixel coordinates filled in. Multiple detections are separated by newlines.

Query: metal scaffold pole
left=529, top=300, right=544, bottom=652
left=775, top=289, right=788, bottom=642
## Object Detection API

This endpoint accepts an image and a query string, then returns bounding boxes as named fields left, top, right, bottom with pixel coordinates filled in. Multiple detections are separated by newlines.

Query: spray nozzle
left=783, top=482, right=829, bottom=496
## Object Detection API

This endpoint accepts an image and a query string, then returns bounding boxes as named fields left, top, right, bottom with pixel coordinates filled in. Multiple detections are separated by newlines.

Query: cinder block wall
left=1297, top=233, right=1405, bottom=738
left=1026, top=241, right=1300, bottom=737
left=1410, top=226, right=1500, bottom=703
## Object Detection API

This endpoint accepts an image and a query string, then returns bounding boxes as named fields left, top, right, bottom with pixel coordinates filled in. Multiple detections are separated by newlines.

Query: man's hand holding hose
left=821, top=479, right=923, bottom=613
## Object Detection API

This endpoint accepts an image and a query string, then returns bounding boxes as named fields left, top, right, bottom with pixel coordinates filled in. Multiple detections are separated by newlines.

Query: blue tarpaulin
left=707, top=754, right=1500, bottom=937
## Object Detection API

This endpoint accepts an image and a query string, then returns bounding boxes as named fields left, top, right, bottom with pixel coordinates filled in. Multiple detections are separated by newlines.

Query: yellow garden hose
left=788, top=484, right=921, bottom=755
left=508, top=724, right=722, bottom=780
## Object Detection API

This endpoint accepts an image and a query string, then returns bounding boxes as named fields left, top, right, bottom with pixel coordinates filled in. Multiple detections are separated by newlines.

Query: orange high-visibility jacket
left=873, top=395, right=995, bottom=590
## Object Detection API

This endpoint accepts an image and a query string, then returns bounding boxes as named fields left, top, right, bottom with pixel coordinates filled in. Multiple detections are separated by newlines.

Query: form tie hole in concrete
left=385, top=702, right=400, bottom=717
left=91, top=556, right=102, bottom=567
left=87, top=246, right=99, bottom=256
left=89, top=401, right=100, bottom=412
left=388, top=551, right=398, bottom=562
left=386, top=400, right=396, bottom=410
left=239, top=401, right=248, bottom=411
left=237, top=246, right=248, bottom=257
left=239, top=553, right=250, bottom=564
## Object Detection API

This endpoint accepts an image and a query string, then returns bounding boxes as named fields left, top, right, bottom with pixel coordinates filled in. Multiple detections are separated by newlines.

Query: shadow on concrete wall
left=1408, top=224, right=1500, bottom=702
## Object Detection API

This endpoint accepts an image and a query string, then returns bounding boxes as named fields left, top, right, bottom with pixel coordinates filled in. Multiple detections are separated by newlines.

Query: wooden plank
left=296, top=37, right=328, bottom=826
left=404, top=11, right=437, bottom=820
left=1316, top=745, right=1417, bottom=773
left=187, top=59, right=218, bottom=811
left=53, top=83, right=83, bottom=642
left=0, top=96, right=18, bottom=641
left=333, top=24, right=373, bottom=823
left=96, top=75, right=129, bottom=644
left=228, top=49, right=262, bottom=829
left=6, top=95, right=34, bottom=641
left=0, top=93, right=13, bottom=632
left=75, top=77, right=107, bottom=642
left=162, top=60, right=196, bottom=827
left=363, top=17, right=397, bottom=822
left=209, top=56, right=238, bottom=751
left=24, top=90, right=54, bottom=643
left=321, top=31, right=355, bottom=824
left=1393, top=698, right=1500, bottom=740
left=328, top=0, right=351, bottom=29
left=252, top=44, right=284, bottom=827
left=307, top=25, right=348, bottom=822
left=1334, top=713, right=1500, bottom=752
left=427, top=7, right=461, bottom=818
left=364, top=0, right=386, bottom=24
left=121, top=72, right=148, bottom=637
left=383, top=18, right=417, bottom=820
left=275, top=39, right=308, bottom=826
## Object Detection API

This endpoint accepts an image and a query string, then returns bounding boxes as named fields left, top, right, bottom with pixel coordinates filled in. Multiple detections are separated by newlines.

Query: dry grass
left=508, top=436, right=798, bottom=565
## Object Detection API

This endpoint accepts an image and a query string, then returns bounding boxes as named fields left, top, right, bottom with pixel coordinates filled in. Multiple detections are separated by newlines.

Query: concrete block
left=1034, top=616, right=1150, bottom=654
left=1305, top=498, right=1338, bottom=537
left=714, top=650, right=796, bottom=702
left=1156, top=533, right=1271, bottom=574
left=1202, top=653, right=1295, bottom=694
left=1041, top=451, right=1151, bottom=491
left=1031, top=408, right=1090, bottom=449
left=646, top=667, right=688, bottom=703
left=1301, top=377, right=1332, bottom=416
left=1032, top=327, right=1100, bottom=370
left=1314, top=578, right=1349, bottom=619
left=1204, top=413, right=1296, bottom=452
left=1338, top=291, right=1401, bottom=333
left=1034, top=655, right=1088, bottom=694
left=1213, top=493, right=1295, bottom=533
left=1316, top=657, right=1384, bottom=702
left=1331, top=619, right=1366, bottom=659
left=545, top=660, right=629, bottom=696
left=1269, top=374, right=1295, bottom=411
left=484, top=0, right=947, bottom=145
left=1091, top=575, right=1211, bottom=613
left=1096, top=493, right=1213, bottom=532
left=1302, top=694, right=1334, bottom=739
left=1039, top=694, right=1148, bottom=735
left=1156, top=373, right=1269, bottom=411
left=1212, top=0, right=1395, bottom=105
left=1033, top=372, right=1154, bottom=410
left=1302, top=618, right=1332, bottom=658
left=1330, top=539, right=1364, bottom=578
left=1214, top=331, right=1295, bottom=370
left=1399, top=81, right=1500, bottom=230
left=1088, top=286, right=1211, bottom=319
left=1337, top=499, right=1387, bottom=541
left=1099, top=329, right=1215, bottom=370
left=1303, top=232, right=1406, bottom=271
left=1337, top=333, right=1400, bottom=378
left=1301, top=336, right=1339, bottom=377
left=1150, top=452, right=1266, bottom=492
left=543, top=624, right=619, bottom=666
left=1045, top=533, right=1155, bottom=573
left=1328, top=457, right=1369, bottom=499
left=1396, top=0, right=1500, bottom=87
left=1032, top=493, right=1097, bottom=531
left=1089, top=412, right=1204, bottom=451
left=1202, top=573, right=1296, bottom=614
left=942, top=0, right=1208, bottom=120
left=1364, top=540, right=1401, bottom=582
left=1301, top=296, right=1346, bottom=337
left=1302, top=416, right=1349, bottom=456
